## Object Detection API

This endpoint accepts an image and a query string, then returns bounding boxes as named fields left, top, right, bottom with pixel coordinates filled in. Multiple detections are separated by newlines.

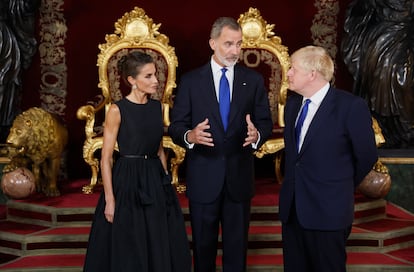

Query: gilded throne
left=238, top=8, right=290, bottom=182
left=77, top=7, right=185, bottom=194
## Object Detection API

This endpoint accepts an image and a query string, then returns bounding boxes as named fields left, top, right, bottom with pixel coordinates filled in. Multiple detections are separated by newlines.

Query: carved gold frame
left=238, top=7, right=290, bottom=182
left=77, top=7, right=186, bottom=194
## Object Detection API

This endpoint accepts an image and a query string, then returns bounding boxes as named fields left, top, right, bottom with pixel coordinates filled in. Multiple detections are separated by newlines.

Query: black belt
left=121, top=154, right=157, bottom=159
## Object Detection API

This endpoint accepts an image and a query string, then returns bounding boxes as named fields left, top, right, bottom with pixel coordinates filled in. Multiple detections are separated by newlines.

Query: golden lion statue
left=3, top=107, right=68, bottom=197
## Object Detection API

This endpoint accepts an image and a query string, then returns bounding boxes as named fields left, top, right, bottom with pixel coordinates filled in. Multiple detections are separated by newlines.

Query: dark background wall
left=20, top=0, right=354, bottom=179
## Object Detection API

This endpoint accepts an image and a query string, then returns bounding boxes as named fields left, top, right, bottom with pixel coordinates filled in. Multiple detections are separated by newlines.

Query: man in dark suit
left=168, top=17, right=273, bottom=272
left=279, top=45, right=378, bottom=272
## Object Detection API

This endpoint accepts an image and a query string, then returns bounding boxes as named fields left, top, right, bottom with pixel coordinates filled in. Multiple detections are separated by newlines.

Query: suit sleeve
left=252, top=74, right=273, bottom=147
left=347, top=97, right=378, bottom=186
left=168, top=75, right=193, bottom=148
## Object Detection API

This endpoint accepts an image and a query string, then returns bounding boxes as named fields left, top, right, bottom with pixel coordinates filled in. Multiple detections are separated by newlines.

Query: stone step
left=2, top=212, right=414, bottom=257
left=4, top=191, right=388, bottom=226
left=1, top=179, right=413, bottom=270
left=1, top=250, right=413, bottom=272
left=0, top=221, right=89, bottom=256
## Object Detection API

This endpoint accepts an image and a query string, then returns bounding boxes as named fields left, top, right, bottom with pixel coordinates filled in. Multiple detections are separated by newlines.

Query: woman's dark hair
left=117, top=51, right=154, bottom=86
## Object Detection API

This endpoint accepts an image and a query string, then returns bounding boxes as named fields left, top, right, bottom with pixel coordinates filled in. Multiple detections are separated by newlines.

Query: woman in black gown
left=83, top=51, right=191, bottom=272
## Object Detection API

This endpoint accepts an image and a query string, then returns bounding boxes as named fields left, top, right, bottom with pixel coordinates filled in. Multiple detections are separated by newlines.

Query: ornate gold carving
left=242, top=49, right=261, bottom=67
left=254, top=138, right=285, bottom=159
left=238, top=7, right=290, bottom=127
left=372, top=160, right=389, bottom=174
left=162, top=136, right=186, bottom=193
left=97, top=7, right=178, bottom=109
left=3, top=107, right=68, bottom=196
left=238, top=8, right=290, bottom=182
left=372, top=117, right=385, bottom=147
left=77, top=7, right=184, bottom=193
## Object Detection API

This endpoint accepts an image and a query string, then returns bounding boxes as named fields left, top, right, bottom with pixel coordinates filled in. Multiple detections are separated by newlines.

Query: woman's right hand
left=104, top=198, right=115, bottom=223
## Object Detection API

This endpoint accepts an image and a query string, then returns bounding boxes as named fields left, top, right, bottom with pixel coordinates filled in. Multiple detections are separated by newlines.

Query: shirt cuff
left=251, top=131, right=261, bottom=149
left=184, top=130, right=195, bottom=149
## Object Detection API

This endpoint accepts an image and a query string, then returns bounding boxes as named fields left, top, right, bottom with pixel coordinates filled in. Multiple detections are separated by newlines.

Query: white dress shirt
left=184, top=57, right=260, bottom=149
left=211, top=58, right=234, bottom=102
left=296, top=83, right=329, bottom=150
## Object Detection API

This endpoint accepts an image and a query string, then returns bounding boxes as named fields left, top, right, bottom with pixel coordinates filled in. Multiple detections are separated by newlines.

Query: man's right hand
left=187, top=118, right=214, bottom=146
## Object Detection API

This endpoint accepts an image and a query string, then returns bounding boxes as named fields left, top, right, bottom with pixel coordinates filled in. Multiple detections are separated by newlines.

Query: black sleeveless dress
left=83, top=98, right=191, bottom=272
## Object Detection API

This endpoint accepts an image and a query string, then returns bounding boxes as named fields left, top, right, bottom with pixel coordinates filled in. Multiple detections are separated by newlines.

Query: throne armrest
left=254, top=138, right=285, bottom=159
left=76, top=97, right=110, bottom=194
left=76, top=96, right=108, bottom=138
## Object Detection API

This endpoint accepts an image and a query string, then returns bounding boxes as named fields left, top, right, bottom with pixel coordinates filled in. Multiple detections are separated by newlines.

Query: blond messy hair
left=291, top=46, right=334, bottom=82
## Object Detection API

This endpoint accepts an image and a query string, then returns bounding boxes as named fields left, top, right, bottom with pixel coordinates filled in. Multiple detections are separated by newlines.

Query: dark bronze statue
left=0, top=0, right=40, bottom=142
left=341, top=0, right=414, bottom=148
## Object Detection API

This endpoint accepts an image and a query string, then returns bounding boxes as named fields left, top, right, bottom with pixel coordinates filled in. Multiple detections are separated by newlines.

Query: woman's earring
left=132, top=84, right=137, bottom=90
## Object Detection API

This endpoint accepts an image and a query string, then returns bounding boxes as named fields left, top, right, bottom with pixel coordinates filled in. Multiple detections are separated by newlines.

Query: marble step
left=1, top=250, right=413, bottom=272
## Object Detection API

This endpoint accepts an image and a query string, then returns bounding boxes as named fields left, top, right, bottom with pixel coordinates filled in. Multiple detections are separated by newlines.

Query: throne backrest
left=97, top=7, right=178, bottom=126
left=237, top=7, right=290, bottom=132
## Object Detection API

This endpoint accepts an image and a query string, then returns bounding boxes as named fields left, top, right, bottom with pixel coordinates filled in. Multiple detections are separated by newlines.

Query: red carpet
left=0, top=254, right=85, bottom=269
left=4, top=178, right=279, bottom=206
left=12, top=180, right=101, bottom=208
left=0, top=204, right=6, bottom=220
left=9, top=178, right=279, bottom=209
left=6, top=178, right=398, bottom=211
left=1, top=251, right=413, bottom=270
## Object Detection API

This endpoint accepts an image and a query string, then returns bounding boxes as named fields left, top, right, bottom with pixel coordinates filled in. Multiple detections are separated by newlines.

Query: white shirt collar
left=210, top=57, right=234, bottom=75
left=210, top=57, right=234, bottom=100
left=305, top=82, right=330, bottom=106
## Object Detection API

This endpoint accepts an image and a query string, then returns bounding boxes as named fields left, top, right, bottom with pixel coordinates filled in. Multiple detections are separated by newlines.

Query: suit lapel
left=300, top=88, right=336, bottom=154
left=228, top=65, right=244, bottom=130
left=199, top=64, right=223, bottom=129
left=287, top=95, right=303, bottom=152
